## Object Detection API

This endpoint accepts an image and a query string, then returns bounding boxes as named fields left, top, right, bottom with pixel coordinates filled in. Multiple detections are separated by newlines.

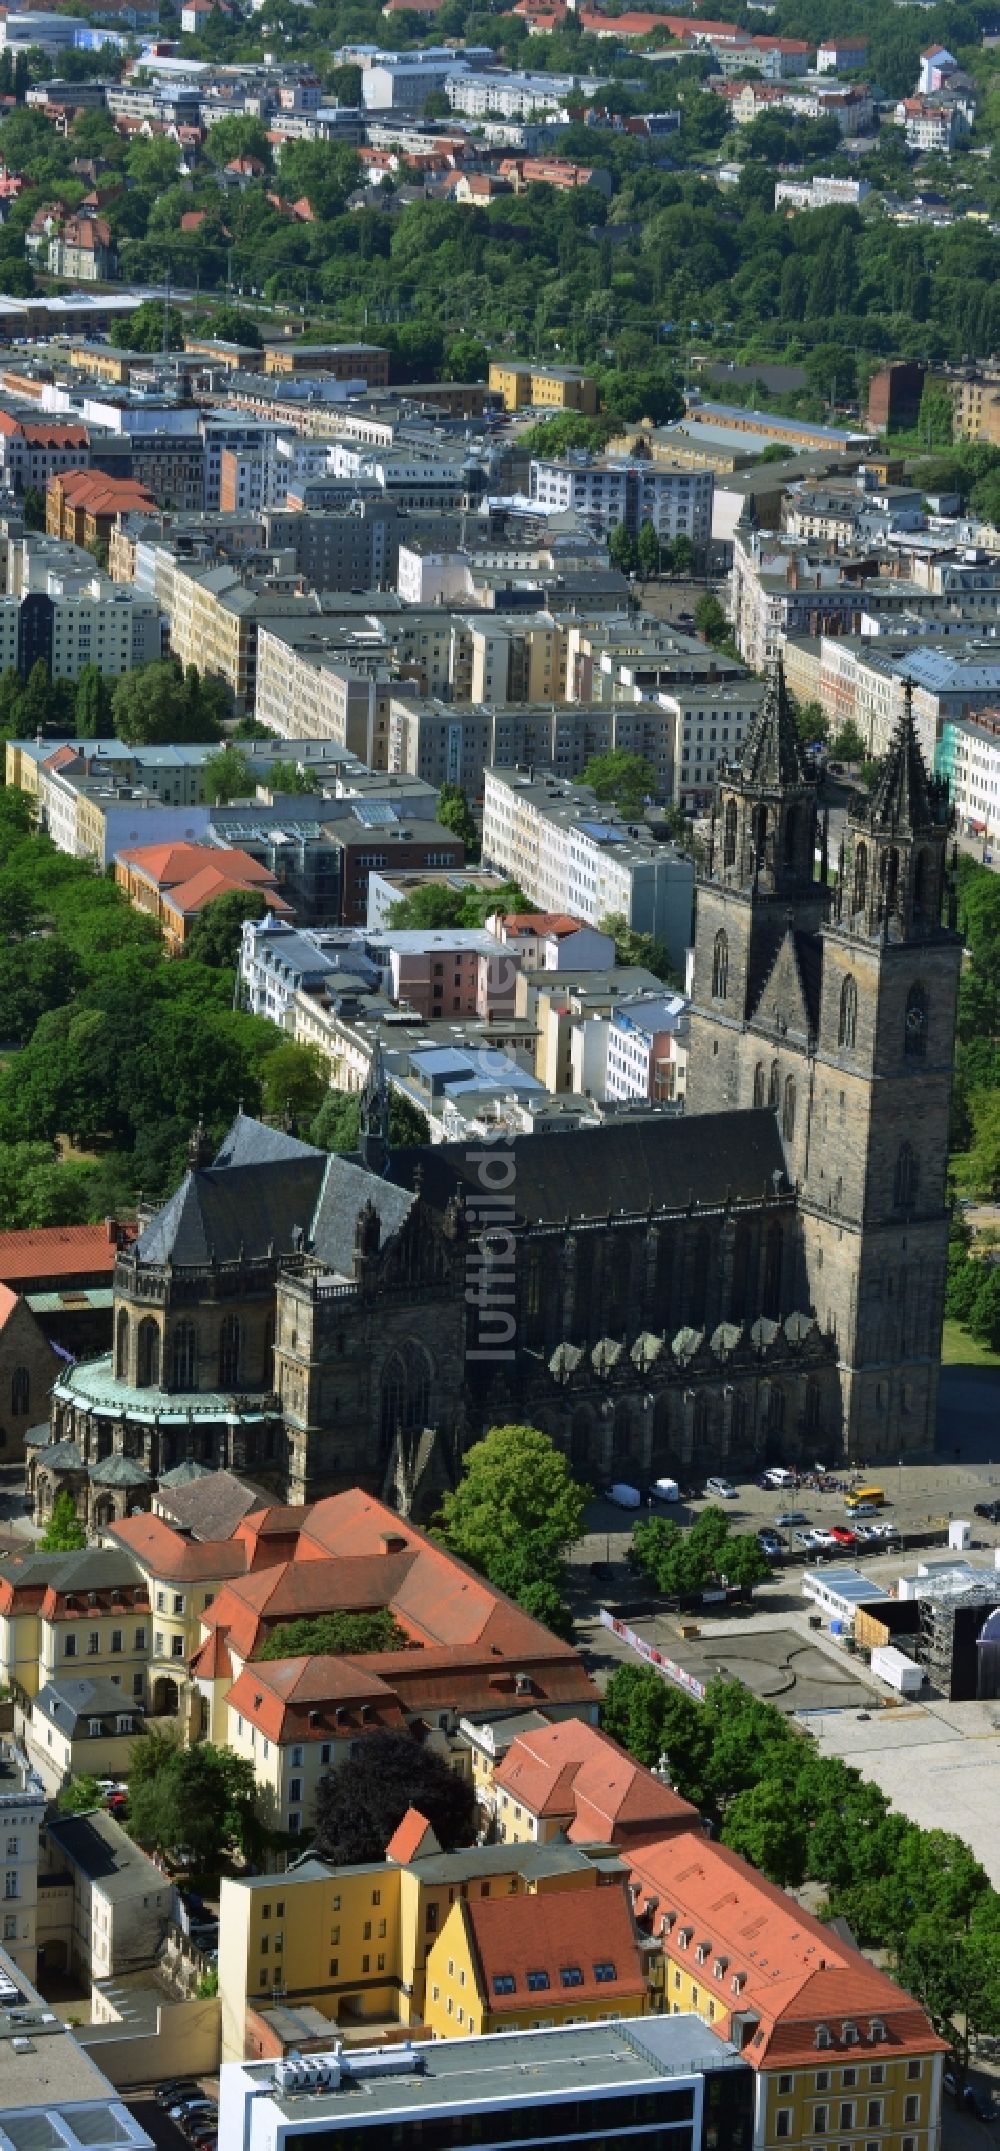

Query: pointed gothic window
left=219, top=1313, right=241, bottom=1388
left=768, top=1060, right=780, bottom=1109
left=723, top=797, right=738, bottom=870
left=904, top=982, right=927, bottom=1060
left=838, top=975, right=857, bottom=1051
left=171, top=1322, right=196, bottom=1391
left=894, top=1142, right=918, bottom=1208
left=853, top=844, right=868, bottom=916
left=753, top=1062, right=765, bottom=1109
left=783, top=805, right=797, bottom=866
left=712, top=930, right=729, bottom=1002
left=782, top=1076, right=796, bottom=1142
left=115, top=1308, right=129, bottom=1382
left=137, top=1317, right=160, bottom=1390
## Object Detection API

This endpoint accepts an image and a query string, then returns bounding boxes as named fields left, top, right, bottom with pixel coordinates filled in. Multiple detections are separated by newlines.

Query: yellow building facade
left=489, top=361, right=598, bottom=416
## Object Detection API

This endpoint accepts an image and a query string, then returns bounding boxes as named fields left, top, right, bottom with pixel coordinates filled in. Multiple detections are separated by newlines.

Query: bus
left=845, top=1484, right=887, bottom=1511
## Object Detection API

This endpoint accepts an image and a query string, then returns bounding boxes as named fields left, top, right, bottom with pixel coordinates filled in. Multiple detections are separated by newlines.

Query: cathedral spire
left=737, top=658, right=812, bottom=793
left=851, top=681, right=950, bottom=838
left=359, top=1044, right=390, bottom=1177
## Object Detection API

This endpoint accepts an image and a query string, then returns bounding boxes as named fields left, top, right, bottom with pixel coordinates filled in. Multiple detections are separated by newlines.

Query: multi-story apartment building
left=424, top=1881, right=648, bottom=2039
left=41, top=1809, right=172, bottom=1982
left=774, top=173, right=870, bottom=210
left=218, top=1834, right=620, bottom=2061
left=605, top=990, right=689, bottom=1103
left=629, top=1832, right=945, bottom=2151
left=530, top=454, right=713, bottom=547
left=0, top=411, right=89, bottom=495
left=489, top=360, right=598, bottom=415
left=262, top=342, right=389, bottom=385
left=167, top=561, right=308, bottom=715
left=482, top=766, right=695, bottom=970
left=0, top=1546, right=149, bottom=1704
left=936, top=708, right=1000, bottom=840
left=0, top=1744, right=45, bottom=1980
left=255, top=621, right=392, bottom=762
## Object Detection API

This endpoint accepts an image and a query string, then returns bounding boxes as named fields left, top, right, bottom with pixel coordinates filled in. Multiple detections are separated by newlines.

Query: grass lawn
left=941, top=1318, right=1000, bottom=1369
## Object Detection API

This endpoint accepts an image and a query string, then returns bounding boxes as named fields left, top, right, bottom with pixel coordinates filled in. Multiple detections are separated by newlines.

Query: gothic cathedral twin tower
left=688, top=663, right=961, bottom=1461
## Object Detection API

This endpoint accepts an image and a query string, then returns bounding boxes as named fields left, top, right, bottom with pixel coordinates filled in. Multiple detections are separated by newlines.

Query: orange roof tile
left=224, top=1655, right=407, bottom=1743
left=463, top=1881, right=646, bottom=2013
left=494, top=1720, right=698, bottom=1845
left=0, top=1222, right=125, bottom=1286
left=385, top=1806, right=440, bottom=1863
left=628, top=1833, right=947, bottom=2069
left=108, top=1513, right=248, bottom=1584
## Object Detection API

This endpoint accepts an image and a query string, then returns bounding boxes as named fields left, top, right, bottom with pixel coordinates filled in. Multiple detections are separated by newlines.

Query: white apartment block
left=530, top=456, right=713, bottom=545
left=482, top=767, right=694, bottom=970
left=0, top=1747, right=45, bottom=1982
left=605, top=991, right=689, bottom=1105
left=774, top=174, right=870, bottom=210
left=937, top=713, right=1000, bottom=841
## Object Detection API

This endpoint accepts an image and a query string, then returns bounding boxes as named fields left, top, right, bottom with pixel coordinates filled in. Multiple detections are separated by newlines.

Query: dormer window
left=678, top=1926, right=694, bottom=1949
left=713, top=1957, right=729, bottom=1979
left=842, top=2021, right=859, bottom=2046
left=695, top=1943, right=709, bottom=1965
left=869, top=2019, right=887, bottom=2044
left=815, top=2025, right=832, bottom=2050
left=732, top=1972, right=747, bottom=1994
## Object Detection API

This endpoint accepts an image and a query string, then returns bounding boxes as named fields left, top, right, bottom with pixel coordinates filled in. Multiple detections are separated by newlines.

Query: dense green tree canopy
left=312, top=1730, right=477, bottom=1864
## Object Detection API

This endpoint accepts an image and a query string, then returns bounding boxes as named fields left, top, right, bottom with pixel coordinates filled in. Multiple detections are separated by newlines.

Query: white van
left=763, top=1467, right=796, bottom=1489
left=608, top=1483, right=641, bottom=1509
left=650, top=1477, right=680, bottom=1503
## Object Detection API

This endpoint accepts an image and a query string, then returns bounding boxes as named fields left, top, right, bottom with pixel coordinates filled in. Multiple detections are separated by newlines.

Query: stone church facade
left=29, top=672, right=959, bottom=1526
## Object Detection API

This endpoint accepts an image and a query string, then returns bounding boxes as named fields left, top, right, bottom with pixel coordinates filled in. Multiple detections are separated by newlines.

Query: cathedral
left=29, top=670, right=959, bottom=1527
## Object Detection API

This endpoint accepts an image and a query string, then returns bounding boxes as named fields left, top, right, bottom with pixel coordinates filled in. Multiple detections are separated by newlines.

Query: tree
left=637, top=521, right=661, bottom=579
left=205, top=115, right=271, bottom=170
left=721, top=1778, right=809, bottom=1887
left=202, top=744, right=252, bottom=805
left=598, top=912, right=675, bottom=983
left=581, top=749, right=657, bottom=819
left=437, top=1422, right=587, bottom=1580
left=22, top=486, right=45, bottom=533
left=435, top=783, right=478, bottom=858
left=609, top=522, right=638, bottom=576
left=128, top=1742, right=257, bottom=1868
left=263, top=759, right=316, bottom=794
left=793, top=699, right=829, bottom=749
left=39, top=1490, right=86, bottom=1550
left=970, top=1264, right=1000, bottom=1352
left=260, top=1040, right=327, bottom=1126
left=309, top=1087, right=430, bottom=1153
left=668, top=533, right=695, bottom=576
left=75, top=664, right=114, bottom=739
left=113, top=299, right=184, bottom=352
left=312, top=1729, right=477, bottom=1865
left=693, top=592, right=729, bottom=646
left=185, top=889, right=268, bottom=970
left=831, top=719, right=866, bottom=765
left=57, top=1775, right=103, bottom=1814
left=258, top=1610, right=404, bottom=1660
left=193, top=303, right=263, bottom=350
left=112, top=661, right=222, bottom=747
left=916, top=378, right=953, bottom=450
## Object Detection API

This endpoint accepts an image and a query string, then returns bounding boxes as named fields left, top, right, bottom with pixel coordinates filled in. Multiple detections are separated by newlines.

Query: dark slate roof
left=35, top=1676, right=140, bottom=1732
left=851, top=693, right=951, bottom=837
left=45, top=1809, right=159, bottom=1894
left=135, top=1155, right=328, bottom=1267
left=0, top=1546, right=140, bottom=1591
left=389, top=1111, right=790, bottom=1225
left=155, top=1466, right=267, bottom=1540
left=212, top=1113, right=324, bottom=1171
left=90, top=1456, right=152, bottom=1487
left=737, top=659, right=811, bottom=791
left=310, top=1153, right=416, bottom=1275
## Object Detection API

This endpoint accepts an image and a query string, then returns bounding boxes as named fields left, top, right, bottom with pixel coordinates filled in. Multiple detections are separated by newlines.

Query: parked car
left=852, top=1522, right=879, bottom=1542
left=792, top=1529, right=817, bottom=1550
left=975, top=1500, right=1000, bottom=1524
left=705, top=1476, right=738, bottom=1500
left=762, top=1467, right=796, bottom=1489
left=757, top=1529, right=784, bottom=1556
left=156, top=2084, right=203, bottom=2109
left=963, top=2084, right=998, bottom=2121
left=810, top=1530, right=839, bottom=1548
left=870, top=1520, right=901, bottom=1540
left=775, top=1509, right=811, bottom=1528
left=829, top=1527, right=858, bottom=1547
left=845, top=1500, right=880, bottom=1516
left=943, top=2068, right=959, bottom=2100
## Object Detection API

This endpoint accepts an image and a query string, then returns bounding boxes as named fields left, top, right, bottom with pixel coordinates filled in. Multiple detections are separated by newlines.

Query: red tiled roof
left=108, top=1513, right=248, bottom=1585
left=500, top=912, right=587, bottom=936
left=0, top=1222, right=124, bottom=1286
left=191, top=1628, right=233, bottom=1681
left=0, top=1283, right=19, bottom=1329
left=463, top=1881, right=646, bottom=2013
left=385, top=1805, right=439, bottom=1862
left=224, top=1654, right=407, bottom=1743
left=494, top=1721, right=698, bottom=1845
left=628, top=1833, right=948, bottom=2068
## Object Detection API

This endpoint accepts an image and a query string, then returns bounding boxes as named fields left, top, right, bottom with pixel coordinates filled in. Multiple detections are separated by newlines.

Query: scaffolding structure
left=916, top=1570, right=1000, bottom=1693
